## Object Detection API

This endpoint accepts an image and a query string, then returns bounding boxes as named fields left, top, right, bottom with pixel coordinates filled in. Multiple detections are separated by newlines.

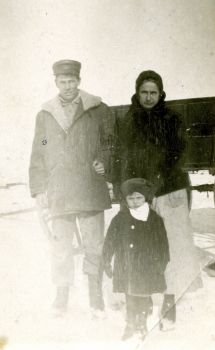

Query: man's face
left=126, top=192, right=146, bottom=209
left=55, top=74, right=80, bottom=100
left=138, top=80, right=160, bottom=109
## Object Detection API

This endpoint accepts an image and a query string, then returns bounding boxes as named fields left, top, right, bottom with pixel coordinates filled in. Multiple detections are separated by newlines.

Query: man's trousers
left=50, top=211, right=104, bottom=287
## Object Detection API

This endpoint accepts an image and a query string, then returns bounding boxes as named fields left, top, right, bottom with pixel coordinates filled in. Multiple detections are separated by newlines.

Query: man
left=113, top=70, right=202, bottom=330
left=29, top=60, right=114, bottom=317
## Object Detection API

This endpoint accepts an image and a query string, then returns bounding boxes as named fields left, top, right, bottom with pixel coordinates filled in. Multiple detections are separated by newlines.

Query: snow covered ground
left=0, top=173, right=215, bottom=350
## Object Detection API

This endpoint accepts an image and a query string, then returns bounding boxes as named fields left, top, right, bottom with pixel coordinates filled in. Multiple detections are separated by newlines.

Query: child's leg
left=121, top=294, right=136, bottom=340
left=136, top=296, right=151, bottom=338
left=160, top=294, right=176, bottom=331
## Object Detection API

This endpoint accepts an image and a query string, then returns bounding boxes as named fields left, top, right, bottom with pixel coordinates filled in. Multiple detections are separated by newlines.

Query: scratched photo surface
left=0, top=1, right=215, bottom=350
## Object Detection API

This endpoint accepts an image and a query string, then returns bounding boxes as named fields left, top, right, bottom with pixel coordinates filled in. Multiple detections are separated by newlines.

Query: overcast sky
left=1, top=0, right=215, bottom=181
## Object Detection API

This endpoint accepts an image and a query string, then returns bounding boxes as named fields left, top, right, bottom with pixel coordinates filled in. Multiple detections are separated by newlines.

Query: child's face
left=126, top=192, right=146, bottom=209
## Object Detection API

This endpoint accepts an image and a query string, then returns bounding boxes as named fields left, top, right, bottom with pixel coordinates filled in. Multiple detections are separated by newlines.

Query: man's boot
left=88, top=274, right=105, bottom=319
left=52, top=286, right=70, bottom=315
left=159, top=294, right=176, bottom=331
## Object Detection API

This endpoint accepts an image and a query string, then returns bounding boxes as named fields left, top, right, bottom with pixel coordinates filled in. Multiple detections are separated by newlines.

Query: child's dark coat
left=102, top=207, right=170, bottom=295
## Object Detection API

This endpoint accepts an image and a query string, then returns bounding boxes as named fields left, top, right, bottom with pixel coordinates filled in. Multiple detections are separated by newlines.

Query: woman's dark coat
left=113, top=94, right=189, bottom=198
left=102, top=207, right=170, bottom=295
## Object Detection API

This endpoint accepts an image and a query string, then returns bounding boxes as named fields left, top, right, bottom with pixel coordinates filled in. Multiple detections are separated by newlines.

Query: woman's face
left=138, top=80, right=160, bottom=109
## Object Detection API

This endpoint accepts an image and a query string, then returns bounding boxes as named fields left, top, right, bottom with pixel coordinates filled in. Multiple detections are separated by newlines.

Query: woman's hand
left=168, top=190, right=185, bottom=208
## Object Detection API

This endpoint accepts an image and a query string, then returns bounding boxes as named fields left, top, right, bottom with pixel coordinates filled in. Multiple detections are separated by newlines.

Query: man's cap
left=52, top=60, right=81, bottom=77
left=121, top=178, right=156, bottom=202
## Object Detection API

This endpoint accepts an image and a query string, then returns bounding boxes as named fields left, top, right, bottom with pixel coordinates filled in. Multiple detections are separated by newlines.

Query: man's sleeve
left=98, top=104, right=116, bottom=181
left=102, top=216, right=118, bottom=266
left=29, top=112, right=47, bottom=197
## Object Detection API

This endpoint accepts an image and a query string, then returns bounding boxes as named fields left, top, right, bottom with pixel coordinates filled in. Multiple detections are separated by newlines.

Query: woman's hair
left=135, top=70, right=164, bottom=94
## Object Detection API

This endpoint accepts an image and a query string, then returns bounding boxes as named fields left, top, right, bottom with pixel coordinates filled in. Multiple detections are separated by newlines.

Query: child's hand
left=104, top=264, right=113, bottom=278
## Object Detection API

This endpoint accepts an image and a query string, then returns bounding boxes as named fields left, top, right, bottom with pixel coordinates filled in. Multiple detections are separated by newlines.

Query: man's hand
left=93, top=160, right=105, bottom=175
left=104, top=264, right=113, bottom=278
left=35, top=193, right=48, bottom=209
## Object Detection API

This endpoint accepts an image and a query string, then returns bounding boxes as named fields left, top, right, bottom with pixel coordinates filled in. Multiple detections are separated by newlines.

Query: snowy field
left=0, top=172, right=215, bottom=350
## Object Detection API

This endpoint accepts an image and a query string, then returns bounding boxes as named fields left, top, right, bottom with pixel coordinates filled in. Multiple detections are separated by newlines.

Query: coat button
left=131, top=225, right=135, bottom=229
left=130, top=244, right=133, bottom=248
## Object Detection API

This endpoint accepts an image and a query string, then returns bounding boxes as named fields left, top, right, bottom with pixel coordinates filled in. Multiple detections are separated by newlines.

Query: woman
left=113, top=70, right=202, bottom=329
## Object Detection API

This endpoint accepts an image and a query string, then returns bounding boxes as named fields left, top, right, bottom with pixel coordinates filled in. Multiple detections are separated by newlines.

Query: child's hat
left=121, top=178, right=155, bottom=201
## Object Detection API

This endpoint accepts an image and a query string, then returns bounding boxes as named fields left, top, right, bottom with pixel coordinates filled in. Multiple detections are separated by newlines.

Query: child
left=102, top=178, right=170, bottom=340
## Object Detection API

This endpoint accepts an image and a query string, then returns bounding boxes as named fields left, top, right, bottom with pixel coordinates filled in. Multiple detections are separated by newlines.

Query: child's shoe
left=159, top=318, right=175, bottom=331
left=159, top=294, right=176, bottom=331
left=136, top=311, right=148, bottom=340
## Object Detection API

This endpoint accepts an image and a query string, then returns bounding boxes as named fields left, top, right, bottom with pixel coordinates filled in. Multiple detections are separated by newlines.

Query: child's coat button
left=130, top=244, right=133, bottom=248
left=131, top=225, right=135, bottom=229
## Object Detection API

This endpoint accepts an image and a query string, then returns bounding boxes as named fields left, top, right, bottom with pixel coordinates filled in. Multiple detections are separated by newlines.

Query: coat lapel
left=72, top=100, right=84, bottom=124
left=41, top=90, right=101, bottom=132
left=42, top=96, right=71, bottom=132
